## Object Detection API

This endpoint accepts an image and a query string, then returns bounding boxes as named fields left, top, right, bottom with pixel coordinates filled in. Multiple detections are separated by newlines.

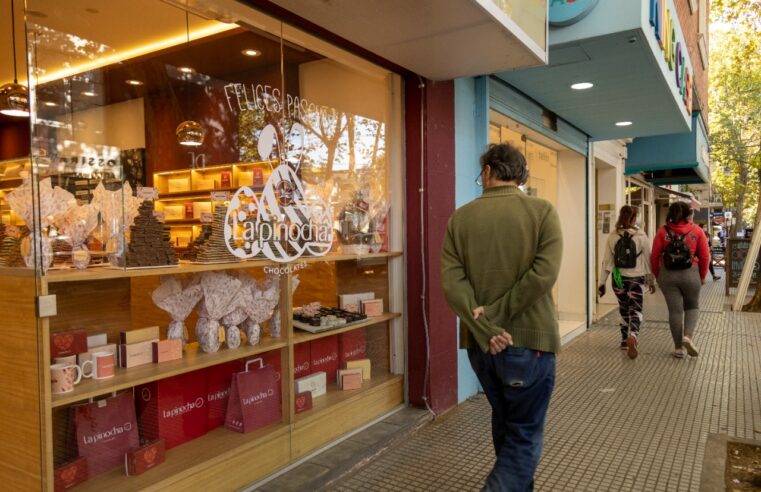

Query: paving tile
left=326, top=273, right=761, bottom=491
left=347, top=422, right=402, bottom=446
left=308, top=439, right=369, bottom=469
left=258, top=463, right=330, bottom=492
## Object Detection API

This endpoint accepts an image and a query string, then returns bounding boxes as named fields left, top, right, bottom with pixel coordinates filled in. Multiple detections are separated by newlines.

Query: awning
left=625, top=112, right=710, bottom=185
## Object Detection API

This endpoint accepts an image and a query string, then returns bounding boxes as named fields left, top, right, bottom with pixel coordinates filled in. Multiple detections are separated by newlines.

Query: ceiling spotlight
left=242, top=49, right=261, bottom=57
left=43, top=101, right=57, bottom=107
left=125, top=79, right=143, bottom=86
left=178, top=66, right=195, bottom=74
left=81, top=91, right=97, bottom=97
left=615, top=121, right=633, bottom=127
left=571, top=82, right=594, bottom=90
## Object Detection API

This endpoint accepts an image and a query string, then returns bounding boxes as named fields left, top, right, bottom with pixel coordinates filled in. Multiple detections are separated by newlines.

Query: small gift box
left=125, top=439, right=166, bottom=476
left=54, top=457, right=88, bottom=491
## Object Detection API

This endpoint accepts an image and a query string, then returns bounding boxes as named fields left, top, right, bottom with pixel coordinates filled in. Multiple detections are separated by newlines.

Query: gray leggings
left=658, top=265, right=701, bottom=347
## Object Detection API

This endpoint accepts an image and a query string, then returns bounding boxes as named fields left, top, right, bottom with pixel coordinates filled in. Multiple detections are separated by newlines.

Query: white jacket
left=600, top=227, right=653, bottom=284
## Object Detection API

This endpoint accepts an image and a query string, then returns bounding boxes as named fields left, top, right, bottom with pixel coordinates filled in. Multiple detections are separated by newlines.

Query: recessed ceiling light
left=43, top=101, right=57, bottom=107
left=241, top=49, right=261, bottom=57
left=571, top=82, right=594, bottom=90
left=615, top=121, right=633, bottom=127
left=125, top=79, right=143, bottom=86
left=81, top=91, right=97, bottom=97
left=178, top=67, right=195, bottom=74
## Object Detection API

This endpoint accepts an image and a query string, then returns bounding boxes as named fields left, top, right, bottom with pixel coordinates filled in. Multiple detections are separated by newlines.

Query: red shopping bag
left=135, top=370, right=207, bottom=449
left=206, top=362, right=240, bottom=430
left=225, top=358, right=281, bottom=433
left=75, top=392, right=139, bottom=476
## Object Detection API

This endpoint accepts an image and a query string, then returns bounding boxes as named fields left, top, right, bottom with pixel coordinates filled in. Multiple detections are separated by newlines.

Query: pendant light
left=176, top=3, right=204, bottom=146
left=0, top=0, right=29, bottom=117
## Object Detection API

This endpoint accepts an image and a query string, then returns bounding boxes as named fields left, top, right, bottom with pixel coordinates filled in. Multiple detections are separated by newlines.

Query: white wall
left=557, top=150, right=587, bottom=321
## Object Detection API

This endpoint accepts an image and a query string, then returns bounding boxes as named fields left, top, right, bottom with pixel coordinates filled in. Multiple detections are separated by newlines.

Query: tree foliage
left=709, top=1, right=761, bottom=235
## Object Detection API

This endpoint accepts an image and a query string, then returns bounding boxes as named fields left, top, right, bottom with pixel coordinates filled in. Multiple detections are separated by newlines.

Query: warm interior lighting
left=28, top=23, right=236, bottom=85
left=43, top=101, right=58, bottom=107
left=1, top=0, right=29, bottom=117
left=615, top=121, right=633, bottom=127
left=571, top=82, right=594, bottom=90
left=176, top=120, right=205, bottom=146
left=241, top=49, right=261, bottom=57
left=178, top=67, right=195, bottom=74
left=81, top=91, right=97, bottom=97
left=125, top=79, right=144, bottom=86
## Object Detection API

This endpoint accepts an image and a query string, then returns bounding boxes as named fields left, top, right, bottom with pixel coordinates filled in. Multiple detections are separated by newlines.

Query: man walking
left=441, top=142, right=563, bottom=492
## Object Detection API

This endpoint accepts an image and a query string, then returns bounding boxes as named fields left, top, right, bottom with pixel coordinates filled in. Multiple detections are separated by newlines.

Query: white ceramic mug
left=51, top=363, right=83, bottom=394
left=81, top=351, right=115, bottom=380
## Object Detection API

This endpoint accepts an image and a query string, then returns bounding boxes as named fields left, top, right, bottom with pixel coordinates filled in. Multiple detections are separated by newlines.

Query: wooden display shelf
left=42, top=251, right=402, bottom=284
left=292, top=312, right=401, bottom=345
left=164, top=218, right=204, bottom=225
left=74, top=422, right=290, bottom=492
left=156, top=187, right=237, bottom=200
left=51, top=338, right=287, bottom=408
left=295, top=373, right=402, bottom=425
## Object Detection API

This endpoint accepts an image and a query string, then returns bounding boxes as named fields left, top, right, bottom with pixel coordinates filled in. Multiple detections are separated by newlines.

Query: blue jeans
left=468, top=347, right=556, bottom=492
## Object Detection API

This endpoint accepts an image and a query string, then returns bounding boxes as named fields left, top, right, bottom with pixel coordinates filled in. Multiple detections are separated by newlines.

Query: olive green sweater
left=441, top=186, right=563, bottom=354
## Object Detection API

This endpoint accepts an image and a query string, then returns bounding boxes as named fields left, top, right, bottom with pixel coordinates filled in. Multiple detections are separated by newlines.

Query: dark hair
left=615, top=205, right=638, bottom=230
left=666, top=201, right=693, bottom=224
left=480, top=143, right=529, bottom=185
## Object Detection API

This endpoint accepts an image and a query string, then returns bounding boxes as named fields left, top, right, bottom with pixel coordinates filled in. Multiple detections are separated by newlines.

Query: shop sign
left=649, top=0, right=692, bottom=114
left=549, top=0, right=599, bottom=26
left=222, top=83, right=333, bottom=263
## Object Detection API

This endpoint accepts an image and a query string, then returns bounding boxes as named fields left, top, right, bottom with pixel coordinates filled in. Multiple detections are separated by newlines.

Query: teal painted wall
left=454, top=77, right=483, bottom=402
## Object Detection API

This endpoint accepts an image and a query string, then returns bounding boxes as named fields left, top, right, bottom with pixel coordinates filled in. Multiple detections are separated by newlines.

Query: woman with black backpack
left=651, top=202, right=710, bottom=358
left=598, top=205, right=655, bottom=359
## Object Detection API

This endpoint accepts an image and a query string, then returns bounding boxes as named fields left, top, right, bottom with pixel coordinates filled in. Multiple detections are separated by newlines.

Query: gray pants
left=658, top=265, right=701, bottom=348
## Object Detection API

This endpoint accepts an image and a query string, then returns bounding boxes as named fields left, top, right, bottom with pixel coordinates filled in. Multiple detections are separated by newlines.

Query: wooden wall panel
left=292, top=262, right=337, bottom=308
left=49, top=279, right=132, bottom=343
left=0, top=275, right=43, bottom=490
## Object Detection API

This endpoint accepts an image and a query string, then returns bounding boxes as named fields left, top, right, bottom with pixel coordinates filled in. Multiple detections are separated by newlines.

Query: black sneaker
left=620, top=340, right=628, bottom=350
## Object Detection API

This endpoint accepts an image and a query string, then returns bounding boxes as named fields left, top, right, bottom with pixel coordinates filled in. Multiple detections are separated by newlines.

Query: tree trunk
left=741, top=169, right=761, bottom=311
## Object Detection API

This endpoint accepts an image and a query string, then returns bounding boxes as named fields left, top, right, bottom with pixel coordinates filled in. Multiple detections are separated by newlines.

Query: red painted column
left=405, top=77, right=458, bottom=414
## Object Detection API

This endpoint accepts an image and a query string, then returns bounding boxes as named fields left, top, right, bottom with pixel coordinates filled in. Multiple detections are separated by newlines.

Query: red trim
left=405, top=77, right=458, bottom=414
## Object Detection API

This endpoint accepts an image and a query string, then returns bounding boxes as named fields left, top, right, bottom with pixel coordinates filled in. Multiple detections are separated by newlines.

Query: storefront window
left=0, top=1, right=403, bottom=489
left=489, top=110, right=588, bottom=337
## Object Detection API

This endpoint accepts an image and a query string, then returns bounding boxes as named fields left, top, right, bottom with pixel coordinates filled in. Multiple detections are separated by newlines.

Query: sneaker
left=713, top=275, right=721, bottom=281
left=672, top=347, right=686, bottom=358
left=682, top=337, right=699, bottom=357
left=620, top=340, right=628, bottom=350
left=626, top=335, right=638, bottom=359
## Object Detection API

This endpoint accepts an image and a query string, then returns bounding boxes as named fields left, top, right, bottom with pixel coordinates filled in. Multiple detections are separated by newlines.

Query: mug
left=82, top=351, right=115, bottom=380
left=54, top=355, right=77, bottom=365
left=51, top=363, right=83, bottom=394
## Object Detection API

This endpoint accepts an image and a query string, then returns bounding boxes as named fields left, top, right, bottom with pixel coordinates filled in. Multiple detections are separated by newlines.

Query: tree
left=710, top=2, right=761, bottom=309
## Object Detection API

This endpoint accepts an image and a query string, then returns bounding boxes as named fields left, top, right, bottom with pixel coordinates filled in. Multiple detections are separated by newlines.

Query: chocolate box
left=294, top=391, right=313, bottom=413
left=295, top=371, right=327, bottom=398
left=120, top=326, right=160, bottom=345
left=135, top=370, right=208, bottom=449
left=86, top=333, right=107, bottom=349
left=339, top=292, right=375, bottom=313
left=120, top=339, right=158, bottom=368
left=341, top=372, right=362, bottom=391
left=337, top=367, right=364, bottom=387
left=310, top=335, right=339, bottom=381
left=294, top=343, right=311, bottom=379
left=339, top=329, right=367, bottom=365
left=360, top=299, right=384, bottom=317
left=54, top=457, right=88, bottom=491
left=152, top=339, right=182, bottom=363
left=51, top=330, right=88, bottom=361
left=344, top=358, right=371, bottom=381
left=125, top=439, right=165, bottom=476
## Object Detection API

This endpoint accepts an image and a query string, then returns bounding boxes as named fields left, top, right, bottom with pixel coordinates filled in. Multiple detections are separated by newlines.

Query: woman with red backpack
left=651, top=201, right=710, bottom=358
left=598, top=205, right=655, bottom=359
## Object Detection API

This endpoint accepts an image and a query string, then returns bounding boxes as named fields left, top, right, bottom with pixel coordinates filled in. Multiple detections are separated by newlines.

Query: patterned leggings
left=613, top=276, right=645, bottom=340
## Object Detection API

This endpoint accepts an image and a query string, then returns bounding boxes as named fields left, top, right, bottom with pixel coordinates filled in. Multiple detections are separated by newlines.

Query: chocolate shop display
left=196, top=205, right=239, bottom=264
left=151, top=276, right=203, bottom=350
left=0, top=223, right=23, bottom=267
left=122, top=201, right=178, bottom=268
left=293, top=302, right=368, bottom=334
left=181, top=224, right=212, bottom=261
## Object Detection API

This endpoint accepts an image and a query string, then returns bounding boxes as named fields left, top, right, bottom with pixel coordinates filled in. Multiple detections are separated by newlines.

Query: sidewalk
left=329, top=271, right=761, bottom=491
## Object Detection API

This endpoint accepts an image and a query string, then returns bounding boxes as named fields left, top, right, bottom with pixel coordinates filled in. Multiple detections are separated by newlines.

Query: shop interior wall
left=0, top=119, right=30, bottom=160
left=595, top=162, right=622, bottom=306
left=453, top=77, right=482, bottom=403
left=556, top=150, right=588, bottom=321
